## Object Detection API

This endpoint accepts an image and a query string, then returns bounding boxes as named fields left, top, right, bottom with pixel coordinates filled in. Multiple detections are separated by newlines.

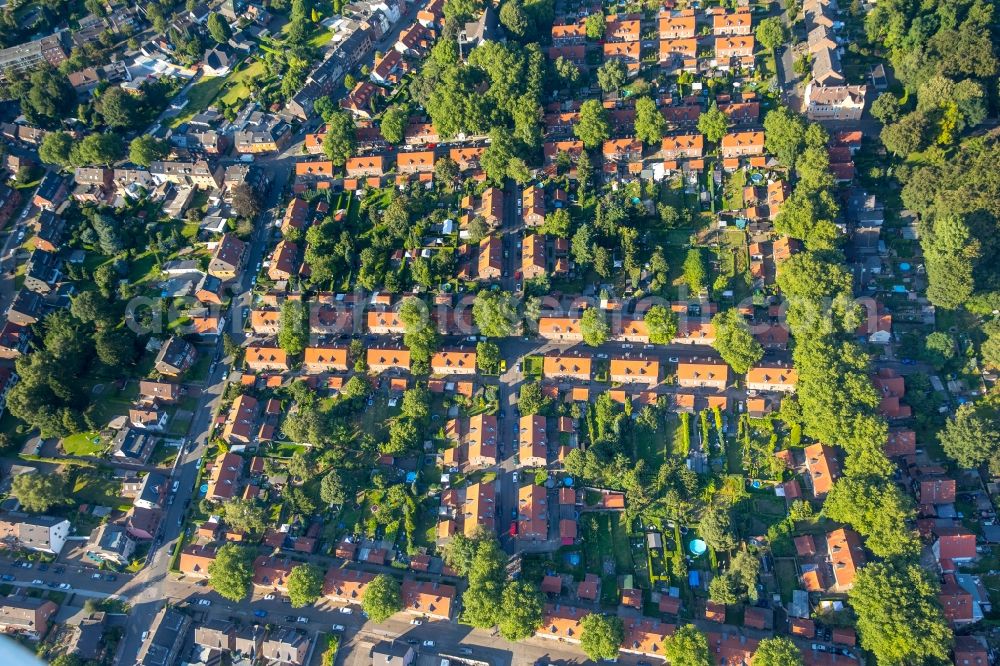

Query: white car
left=141, top=631, right=149, bottom=641
left=263, top=594, right=275, bottom=600
left=332, top=624, right=346, bottom=632
left=197, top=599, right=211, bottom=606
left=91, top=573, right=101, bottom=579
left=58, top=583, right=71, bottom=590
left=338, top=607, right=353, bottom=614
left=422, top=641, right=435, bottom=648
left=296, top=617, right=309, bottom=623
left=410, top=619, right=423, bottom=626
left=31, top=579, right=42, bottom=585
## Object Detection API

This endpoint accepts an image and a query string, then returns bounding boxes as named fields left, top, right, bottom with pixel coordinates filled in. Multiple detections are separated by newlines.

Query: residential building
left=827, top=528, right=865, bottom=591
left=676, top=362, right=730, bottom=389
left=806, top=83, right=867, bottom=121
left=0, top=595, right=58, bottom=640
left=222, top=395, right=260, bottom=445
left=610, top=358, right=660, bottom=386
left=245, top=346, right=290, bottom=373
left=745, top=365, right=798, bottom=392
left=208, top=233, right=247, bottom=280
left=303, top=347, right=349, bottom=374
left=154, top=336, right=197, bottom=376
left=136, top=607, right=190, bottom=666
left=150, top=160, right=223, bottom=189
left=518, top=483, right=548, bottom=540
left=111, top=428, right=157, bottom=464
left=0, top=514, right=70, bottom=554
left=805, top=443, right=840, bottom=497
left=518, top=414, right=547, bottom=467
left=543, top=354, right=592, bottom=381
left=86, top=523, right=136, bottom=567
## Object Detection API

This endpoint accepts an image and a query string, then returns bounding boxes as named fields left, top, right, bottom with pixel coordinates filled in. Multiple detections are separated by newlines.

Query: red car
left=509, top=520, right=518, bottom=536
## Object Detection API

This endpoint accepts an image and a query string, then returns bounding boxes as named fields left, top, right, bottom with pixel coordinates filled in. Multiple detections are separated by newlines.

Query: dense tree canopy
left=287, top=564, right=323, bottom=608
left=579, top=614, right=624, bottom=662
left=849, top=562, right=952, bottom=666
left=498, top=581, right=543, bottom=641
left=665, top=625, right=711, bottom=666
left=362, top=574, right=402, bottom=623
left=711, top=309, right=764, bottom=375
left=208, top=544, right=254, bottom=602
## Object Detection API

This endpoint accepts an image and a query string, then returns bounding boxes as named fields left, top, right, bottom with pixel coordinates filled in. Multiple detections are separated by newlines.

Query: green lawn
left=220, top=59, right=268, bottom=106
left=523, top=355, right=543, bottom=377
left=61, top=432, right=105, bottom=457
left=171, top=76, right=228, bottom=128
left=72, top=470, right=129, bottom=509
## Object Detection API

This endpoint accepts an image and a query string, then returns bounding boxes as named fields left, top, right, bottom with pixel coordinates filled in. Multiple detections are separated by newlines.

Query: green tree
left=128, top=135, right=170, bottom=168
left=97, top=87, right=140, bottom=128
left=596, top=59, right=627, bottom=94
left=222, top=499, right=266, bottom=534
left=320, top=469, right=346, bottom=505
left=476, top=340, right=501, bottom=373
left=10, top=67, right=76, bottom=127
left=711, top=309, right=764, bottom=375
left=880, top=111, right=929, bottom=156
left=584, top=13, right=604, bottom=39
left=207, top=12, right=232, bottom=42
left=580, top=308, right=609, bottom=347
left=634, top=96, right=665, bottom=145
left=939, top=404, right=1000, bottom=471
left=518, top=381, right=551, bottom=416
left=579, top=614, right=624, bottom=662
left=322, top=110, right=356, bottom=166
left=472, top=291, right=520, bottom=337
left=697, top=102, right=729, bottom=144
left=922, top=331, right=955, bottom=368
left=362, top=574, right=402, bottom=623
left=278, top=300, right=308, bottom=357
left=95, top=326, right=137, bottom=367
left=287, top=564, right=323, bottom=608
left=870, top=92, right=901, bottom=124
left=849, top=562, right=952, bottom=665
left=682, top=248, right=706, bottom=295
left=380, top=105, right=409, bottom=144
left=823, top=476, right=918, bottom=558
left=699, top=504, right=737, bottom=552
left=399, top=296, right=439, bottom=369
left=644, top=305, right=678, bottom=344
left=11, top=473, right=64, bottom=512
left=39, top=131, right=74, bottom=168
left=763, top=106, right=807, bottom=168
left=498, top=581, right=543, bottom=641
left=70, top=133, right=125, bottom=167
left=231, top=183, right=261, bottom=219
left=434, top=157, right=459, bottom=187
left=539, top=209, right=571, bottom=238
left=665, top=624, right=711, bottom=666
left=574, top=99, right=610, bottom=149
left=753, top=637, right=804, bottom=666
left=208, top=544, right=254, bottom=602
left=499, top=0, right=529, bottom=38
left=755, top=16, right=786, bottom=52
left=921, top=213, right=977, bottom=309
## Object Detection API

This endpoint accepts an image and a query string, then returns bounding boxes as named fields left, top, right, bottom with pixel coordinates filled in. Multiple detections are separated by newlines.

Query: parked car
left=332, top=624, right=346, bottom=632
left=253, top=610, right=268, bottom=618
left=410, top=619, right=423, bottom=626
left=422, top=641, right=435, bottom=648
left=296, top=617, right=309, bottom=624
left=338, top=607, right=353, bottom=614
left=197, top=599, right=211, bottom=606
left=264, top=594, right=275, bottom=600
left=31, top=579, right=42, bottom=585
left=58, top=583, right=71, bottom=590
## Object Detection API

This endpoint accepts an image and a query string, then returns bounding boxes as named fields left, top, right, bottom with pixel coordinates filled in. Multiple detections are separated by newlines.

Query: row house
left=548, top=44, right=586, bottom=69
left=221, top=395, right=260, bottom=446
left=543, top=354, right=592, bottom=382
left=430, top=350, right=476, bottom=375
left=610, top=358, right=660, bottom=386
left=395, top=22, right=434, bottom=57
left=397, top=150, right=436, bottom=174
left=404, top=121, right=439, bottom=145
left=522, top=234, right=546, bottom=280
left=805, top=443, right=840, bottom=497
left=551, top=19, right=587, bottom=45
left=543, top=140, right=585, bottom=166
left=245, top=346, right=290, bottom=373
left=518, top=484, right=548, bottom=541
left=149, top=160, right=223, bottom=189
left=208, top=233, right=247, bottom=281
left=370, top=49, right=408, bottom=85
left=660, top=134, right=704, bottom=160
left=478, top=235, right=502, bottom=280
left=603, top=138, right=643, bottom=176
left=659, top=38, right=697, bottom=72
left=720, top=131, right=765, bottom=159
left=714, top=35, right=755, bottom=59
left=658, top=13, right=695, bottom=40
left=303, top=346, right=349, bottom=374
left=605, top=15, right=640, bottom=42
left=342, top=80, right=383, bottom=119
left=518, top=414, right=547, bottom=467
left=603, top=41, right=641, bottom=74
left=676, top=361, right=730, bottom=390
left=713, top=9, right=752, bottom=36
left=367, top=347, right=411, bottom=373
left=450, top=147, right=485, bottom=172
left=267, top=240, right=300, bottom=281
left=745, top=365, right=798, bottom=393
left=523, top=185, right=545, bottom=227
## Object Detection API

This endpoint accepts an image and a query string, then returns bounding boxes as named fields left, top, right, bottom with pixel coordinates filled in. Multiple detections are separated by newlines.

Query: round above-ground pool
left=566, top=552, right=581, bottom=567
left=689, top=539, right=707, bottom=556
left=199, top=483, right=208, bottom=495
